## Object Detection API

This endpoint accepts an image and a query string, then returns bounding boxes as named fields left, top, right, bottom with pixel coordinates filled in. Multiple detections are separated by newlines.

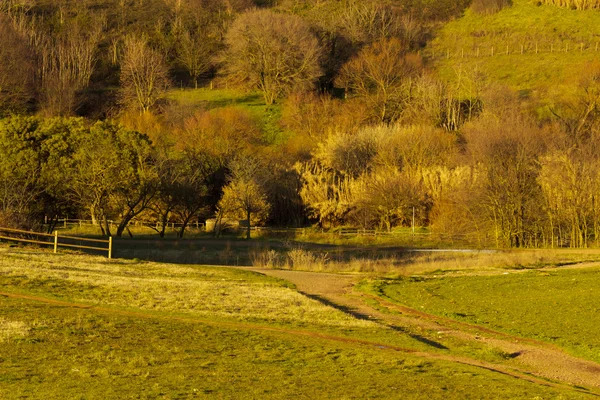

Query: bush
left=471, top=0, right=511, bottom=14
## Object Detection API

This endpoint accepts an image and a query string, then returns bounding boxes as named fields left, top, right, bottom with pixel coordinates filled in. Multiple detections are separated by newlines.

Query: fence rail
left=47, top=218, right=205, bottom=232
left=0, top=227, right=112, bottom=258
left=427, top=40, right=600, bottom=61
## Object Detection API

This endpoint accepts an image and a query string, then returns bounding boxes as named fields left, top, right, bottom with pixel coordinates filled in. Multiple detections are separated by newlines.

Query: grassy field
left=430, top=0, right=600, bottom=93
left=362, top=265, right=600, bottom=365
left=1, top=295, right=579, bottom=399
left=0, top=245, right=593, bottom=398
left=0, top=247, right=371, bottom=330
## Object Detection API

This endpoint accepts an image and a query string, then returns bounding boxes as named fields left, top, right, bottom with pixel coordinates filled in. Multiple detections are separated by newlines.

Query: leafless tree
left=224, top=9, right=323, bottom=105
left=33, top=15, right=104, bottom=116
left=119, top=35, right=170, bottom=113
left=337, top=38, right=422, bottom=122
left=177, top=27, right=215, bottom=88
left=0, top=13, right=34, bottom=114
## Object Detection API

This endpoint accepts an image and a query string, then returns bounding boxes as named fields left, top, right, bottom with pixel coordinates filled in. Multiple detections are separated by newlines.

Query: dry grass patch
left=251, top=247, right=600, bottom=275
left=0, top=318, right=30, bottom=342
left=0, top=247, right=375, bottom=329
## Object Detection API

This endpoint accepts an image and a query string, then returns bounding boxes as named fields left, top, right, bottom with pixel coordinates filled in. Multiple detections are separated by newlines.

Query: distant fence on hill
left=428, top=40, right=600, bottom=60
left=0, top=226, right=112, bottom=258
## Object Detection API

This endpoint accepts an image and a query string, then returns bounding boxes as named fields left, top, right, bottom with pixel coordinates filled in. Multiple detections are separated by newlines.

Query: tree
left=336, top=1, right=402, bottom=46
left=224, top=9, right=323, bottom=105
left=120, top=35, right=170, bottom=113
left=70, top=121, right=158, bottom=236
left=36, top=13, right=104, bottom=116
left=151, top=148, right=220, bottom=238
left=296, top=161, right=355, bottom=228
left=0, top=116, right=83, bottom=229
left=179, top=106, right=263, bottom=161
left=217, top=158, right=269, bottom=239
left=353, top=167, right=430, bottom=231
left=337, top=38, right=422, bottom=122
left=0, top=14, right=34, bottom=115
left=463, top=111, right=548, bottom=247
left=547, top=62, right=600, bottom=145
left=175, top=12, right=219, bottom=89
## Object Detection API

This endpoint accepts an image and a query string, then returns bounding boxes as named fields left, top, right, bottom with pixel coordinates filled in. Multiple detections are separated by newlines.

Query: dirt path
left=247, top=267, right=600, bottom=393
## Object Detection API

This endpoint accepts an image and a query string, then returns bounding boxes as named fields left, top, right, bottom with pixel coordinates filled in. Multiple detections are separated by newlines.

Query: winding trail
left=247, top=267, right=600, bottom=395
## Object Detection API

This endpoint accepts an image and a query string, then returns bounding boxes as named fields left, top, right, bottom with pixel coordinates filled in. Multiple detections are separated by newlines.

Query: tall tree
left=120, top=35, right=170, bottom=113
left=0, top=14, right=34, bottom=115
left=71, top=122, right=158, bottom=236
left=224, top=9, right=323, bottom=105
left=337, top=38, right=422, bottom=123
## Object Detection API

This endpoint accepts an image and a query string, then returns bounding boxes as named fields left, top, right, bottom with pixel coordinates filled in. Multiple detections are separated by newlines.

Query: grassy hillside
left=0, top=246, right=587, bottom=398
left=429, top=0, right=600, bottom=93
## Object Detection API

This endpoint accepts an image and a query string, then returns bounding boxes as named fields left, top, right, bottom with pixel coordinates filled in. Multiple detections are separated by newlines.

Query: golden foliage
left=538, top=0, right=600, bottom=9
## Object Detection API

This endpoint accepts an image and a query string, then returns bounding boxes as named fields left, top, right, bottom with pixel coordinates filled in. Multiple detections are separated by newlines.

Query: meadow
left=0, top=244, right=596, bottom=398
left=430, top=0, right=600, bottom=93
left=362, top=265, right=600, bottom=365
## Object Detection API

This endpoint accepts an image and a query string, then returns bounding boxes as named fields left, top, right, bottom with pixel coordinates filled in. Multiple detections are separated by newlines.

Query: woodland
left=1, top=0, right=600, bottom=247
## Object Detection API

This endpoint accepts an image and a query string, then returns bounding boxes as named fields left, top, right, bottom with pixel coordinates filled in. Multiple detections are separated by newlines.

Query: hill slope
left=429, top=0, right=600, bottom=94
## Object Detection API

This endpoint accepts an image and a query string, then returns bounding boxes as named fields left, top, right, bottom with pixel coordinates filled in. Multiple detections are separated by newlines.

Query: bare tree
left=336, top=1, right=402, bottom=46
left=120, top=35, right=170, bottom=113
left=224, top=9, right=323, bottom=105
left=177, top=27, right=215, bottom=88
left=337, top=38, right=422, bottom=122
left=0, top=13, right=34, bottom=114
left=36, top=15, right=104, bottom=116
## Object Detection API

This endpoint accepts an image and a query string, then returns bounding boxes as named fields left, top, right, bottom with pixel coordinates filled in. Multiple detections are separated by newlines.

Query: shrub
left=471, top=0, right=511, bottom=14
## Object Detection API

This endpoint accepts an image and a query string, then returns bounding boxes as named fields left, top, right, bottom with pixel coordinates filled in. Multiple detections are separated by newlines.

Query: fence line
left=0, top=226, right=112, bottom=258
left=47, top=218, right=205, bottom=232
left=429, top=41, right=600, bottom=60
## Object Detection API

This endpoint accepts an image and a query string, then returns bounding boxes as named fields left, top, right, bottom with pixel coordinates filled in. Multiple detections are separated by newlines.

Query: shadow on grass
left=300, top=291, right=450, bottom=350
left=387, top=325, right=449, bottom=350
left=299, top=292, right=373, bottom=321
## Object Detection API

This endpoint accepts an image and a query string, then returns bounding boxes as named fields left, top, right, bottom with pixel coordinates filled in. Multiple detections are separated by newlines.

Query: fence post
left=54, top=231, right=58, bottom=254
left=108, top=237, right=113, bottom=259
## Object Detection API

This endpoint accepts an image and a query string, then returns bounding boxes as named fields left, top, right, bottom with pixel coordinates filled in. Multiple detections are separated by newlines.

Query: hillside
left=429, top=0, right=600, bottom=94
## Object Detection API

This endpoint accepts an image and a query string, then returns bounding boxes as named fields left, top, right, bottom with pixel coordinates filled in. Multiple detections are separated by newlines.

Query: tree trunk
left=246, top=209, right=251, bottom=240
left=102, top=215, right=112, bottom=237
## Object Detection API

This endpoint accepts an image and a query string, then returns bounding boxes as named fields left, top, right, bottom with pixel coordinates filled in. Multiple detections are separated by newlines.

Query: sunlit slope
left=429, top=0, right=600, bottom=93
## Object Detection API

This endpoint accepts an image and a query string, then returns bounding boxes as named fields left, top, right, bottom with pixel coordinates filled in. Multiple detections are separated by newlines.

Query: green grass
left=2, top=245, right=600, bottom=397
left=0, top=295, right=581, bottom=399
left=165, top=88, right=288, bottom=144
left=366, top=265, right=600, bottom=364
left=430, top=0, right=600, bottom=93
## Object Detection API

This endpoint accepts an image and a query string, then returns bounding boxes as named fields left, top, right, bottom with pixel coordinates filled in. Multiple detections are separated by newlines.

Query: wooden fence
left=428, top=41, right=600, bottom=60
left=0, top=227, right=112, bottom=259
left=47, top=218, right=205, bottom=232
